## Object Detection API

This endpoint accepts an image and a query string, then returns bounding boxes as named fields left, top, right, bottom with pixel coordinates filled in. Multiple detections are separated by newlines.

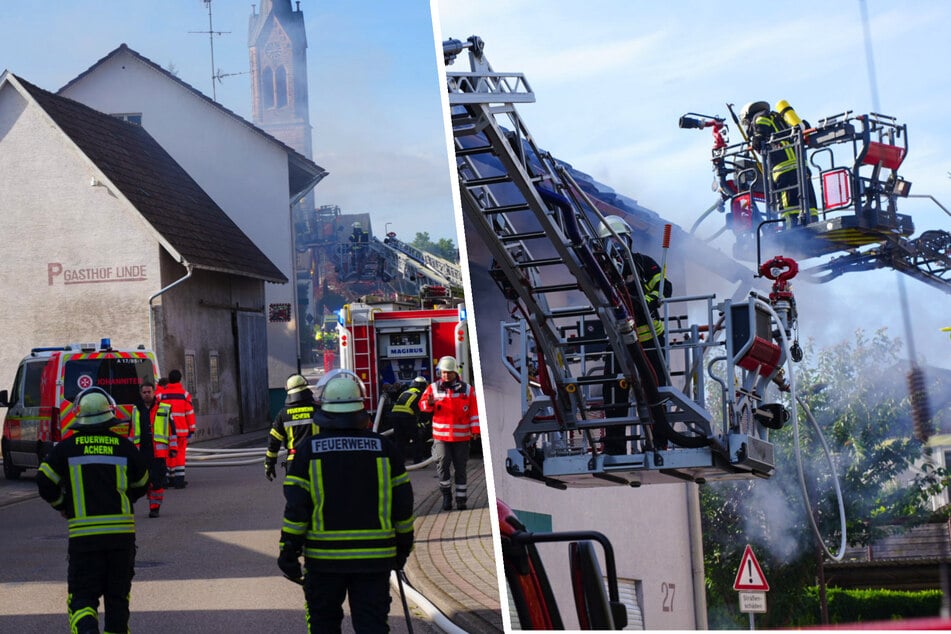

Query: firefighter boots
left=456, top=498, right=467, bottom=511
left=149, top=507, right=160, bottom=518
left=441, top=488, right=453, bottom=511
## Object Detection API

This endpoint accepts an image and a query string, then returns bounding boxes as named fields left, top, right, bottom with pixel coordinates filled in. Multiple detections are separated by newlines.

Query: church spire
left=248, top=0, right=311, bottom=160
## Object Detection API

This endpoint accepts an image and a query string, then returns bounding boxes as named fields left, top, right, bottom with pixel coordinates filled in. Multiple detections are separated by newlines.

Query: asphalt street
left=0, top=448, right=448, bottom=633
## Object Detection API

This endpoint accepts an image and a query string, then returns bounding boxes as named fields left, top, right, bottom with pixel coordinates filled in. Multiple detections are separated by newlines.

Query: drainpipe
left=149, top=265, right=195, bottom=362
left=289, top=173, right=327, bottom=374
left=686, top=482, right=708, bottom=629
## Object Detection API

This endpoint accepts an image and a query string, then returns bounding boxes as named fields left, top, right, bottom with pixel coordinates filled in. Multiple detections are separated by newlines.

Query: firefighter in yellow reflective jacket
left=279, top=369, right=415, bottom=632
left=740, top=100, right=818, bottom=226
left=265, top=375, right=319, bottom=481
left=130, top=380, right=173, bottom=518
left=36, top=387, right=150, bottom=634
left=598, top=216, right=673, bottom=452
left=388, top=376, right=429, bottom=464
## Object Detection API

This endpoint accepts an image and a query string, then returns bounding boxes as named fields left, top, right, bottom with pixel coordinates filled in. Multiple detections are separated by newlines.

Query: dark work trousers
left=391, top=413, right=423, bottom=463
left=304, top=568, right=391, bottom=633
left=433, top=440, right=470, bottom=503
left=67, top=546, right=136, bottom=634
left=148, top=457, right=166, bottom=511
left=604, top=335, right=669, bottom=454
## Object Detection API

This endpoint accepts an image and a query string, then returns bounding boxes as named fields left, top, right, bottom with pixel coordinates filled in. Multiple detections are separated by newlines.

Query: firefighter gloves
left=394, top=549, right=410, bottom=571
left=278, top=548, right=303, bottom=583
left=265, top=458, right=277, bottom=481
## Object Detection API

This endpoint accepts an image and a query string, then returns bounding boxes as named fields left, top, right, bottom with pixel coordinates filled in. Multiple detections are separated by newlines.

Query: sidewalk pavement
left=195, top=431, right=504, bottom=633
left=407, top=459, right=503, bottom=633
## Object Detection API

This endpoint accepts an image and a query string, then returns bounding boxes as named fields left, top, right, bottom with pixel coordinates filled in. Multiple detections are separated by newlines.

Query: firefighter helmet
left=739, top=101, right=770, bottom=129
left=285, top=374, right=309, bottom=395
left=436, top=356, right=459, bottom=374
left=75, top=387, right=117, bottom=427
left=314, top=369, right=366, bottom=413
left=412, top=376, right=428, bottom=388
left=596, top=215, right=632, bottom=240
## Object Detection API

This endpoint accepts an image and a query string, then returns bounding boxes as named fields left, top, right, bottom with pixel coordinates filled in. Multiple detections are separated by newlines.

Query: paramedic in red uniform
left=420, top=356, right=480, bottom=510
left=161, top=369, right=195, bottom=489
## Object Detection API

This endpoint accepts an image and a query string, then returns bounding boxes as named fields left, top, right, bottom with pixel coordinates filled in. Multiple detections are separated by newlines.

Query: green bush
left=799, top=587, right=943, bottom=625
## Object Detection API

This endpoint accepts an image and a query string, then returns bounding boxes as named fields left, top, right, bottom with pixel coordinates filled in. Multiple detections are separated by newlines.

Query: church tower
left=249, top=0, right=314, bottom=208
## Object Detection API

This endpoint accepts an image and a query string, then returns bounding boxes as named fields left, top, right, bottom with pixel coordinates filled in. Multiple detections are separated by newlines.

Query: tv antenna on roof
left=189, top=0, right=232, bottom=101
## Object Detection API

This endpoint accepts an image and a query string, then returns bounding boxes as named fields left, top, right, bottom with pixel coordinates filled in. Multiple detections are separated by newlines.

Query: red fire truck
left=336, top=301, right=470, bottom=413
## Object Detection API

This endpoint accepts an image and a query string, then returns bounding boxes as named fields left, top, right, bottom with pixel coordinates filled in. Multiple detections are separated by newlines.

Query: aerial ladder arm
left=446, top=38, right=802, bottom=488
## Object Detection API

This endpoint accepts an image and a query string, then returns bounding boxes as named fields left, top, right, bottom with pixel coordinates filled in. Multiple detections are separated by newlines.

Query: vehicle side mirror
left=0, top=390, right=8, bottom=407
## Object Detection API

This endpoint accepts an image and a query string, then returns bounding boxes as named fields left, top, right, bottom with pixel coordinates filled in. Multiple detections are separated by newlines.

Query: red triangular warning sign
left=733, top=544, right=770, bottom=591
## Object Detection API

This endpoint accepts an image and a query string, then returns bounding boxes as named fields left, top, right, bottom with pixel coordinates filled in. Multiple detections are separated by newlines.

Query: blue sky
left=1, top=1, right=948, bottom=369
left=0, top=0, right=459, bottom=243
left=438, top=0, right=951, bottom=370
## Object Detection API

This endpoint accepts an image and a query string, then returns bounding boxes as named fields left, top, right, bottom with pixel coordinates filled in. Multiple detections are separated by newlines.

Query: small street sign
left=733, top=544, right=770, bottom=591
left=739, top=591, right=767, bottom=614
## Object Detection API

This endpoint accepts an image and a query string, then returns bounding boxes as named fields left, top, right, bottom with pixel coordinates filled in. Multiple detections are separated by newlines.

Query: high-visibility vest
left=130, top=401, right=173, bottom=458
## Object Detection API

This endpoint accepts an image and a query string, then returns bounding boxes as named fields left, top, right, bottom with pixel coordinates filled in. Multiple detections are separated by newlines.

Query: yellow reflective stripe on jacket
left=395, top=516, right=414, bottom=534
left=377, top=457, right=391, bottom=530
left=69, top=463, right=86, bottom=518
left=644, top=271, right=662, bottom=302
left=39, top=462, right=61, bottom=484
left=62, top=455, right=144, bottom=538
left=390, top=388, right=420, bottom=416
left=753, top=113, right=797, bottom=176
left=303, top=546, right=397, bottom=560
left=68, top=514, right=136, bottom=538
left=636, top=321, right=665, bottom=342
left=283, top=473, right=311, bottom=535
left=306, top=527, right=396, bottom=541
left=312, top=459, right=325, bottom=532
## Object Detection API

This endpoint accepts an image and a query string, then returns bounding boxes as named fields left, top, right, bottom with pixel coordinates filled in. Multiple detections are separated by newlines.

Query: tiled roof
left=15, top=74, right=287, bottom=283
left=59, top=44, right=326, bottom=192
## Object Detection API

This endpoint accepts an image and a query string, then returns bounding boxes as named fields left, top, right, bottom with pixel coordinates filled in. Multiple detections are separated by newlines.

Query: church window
left=262, top=67, right=275, bottom=108
left=276, top=66, right=288, bottom=108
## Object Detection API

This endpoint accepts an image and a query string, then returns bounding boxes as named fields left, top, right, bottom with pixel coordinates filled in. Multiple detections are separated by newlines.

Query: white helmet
left=412, top=376, right=428, bottom=388
left=436, top=356, right=459, bottom=374
left=314, top=369, right=366, bottom=413
left=75, top=387, right=117, bottom=427
left=285, top=374, right=309, bottom=395
left=739, top=101, right=770, bottom=128
left=596, top=215, right=632, bottom=240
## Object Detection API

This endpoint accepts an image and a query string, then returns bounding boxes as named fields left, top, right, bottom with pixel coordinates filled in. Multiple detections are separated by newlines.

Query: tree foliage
left=701, top=328, right=950, bottom=628
left=410, top=231, right=458, bottom=261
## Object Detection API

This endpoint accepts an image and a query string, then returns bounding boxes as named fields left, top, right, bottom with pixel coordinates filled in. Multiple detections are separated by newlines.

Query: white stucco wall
left=60, top=51, right=299, bottom=388
left=0, top=81, right=160, bottom=393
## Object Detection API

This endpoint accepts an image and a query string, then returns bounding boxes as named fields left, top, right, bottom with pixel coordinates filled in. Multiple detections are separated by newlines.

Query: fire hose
left=184, top=427, right=436, bottom=472
left=756, top=297, right=847, bottom=561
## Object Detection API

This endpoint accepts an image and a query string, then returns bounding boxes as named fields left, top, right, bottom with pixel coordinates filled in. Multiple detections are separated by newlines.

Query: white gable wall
left=60, top=51, right=299, bottom=389
left=0, top=81, right=159, bottom=392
